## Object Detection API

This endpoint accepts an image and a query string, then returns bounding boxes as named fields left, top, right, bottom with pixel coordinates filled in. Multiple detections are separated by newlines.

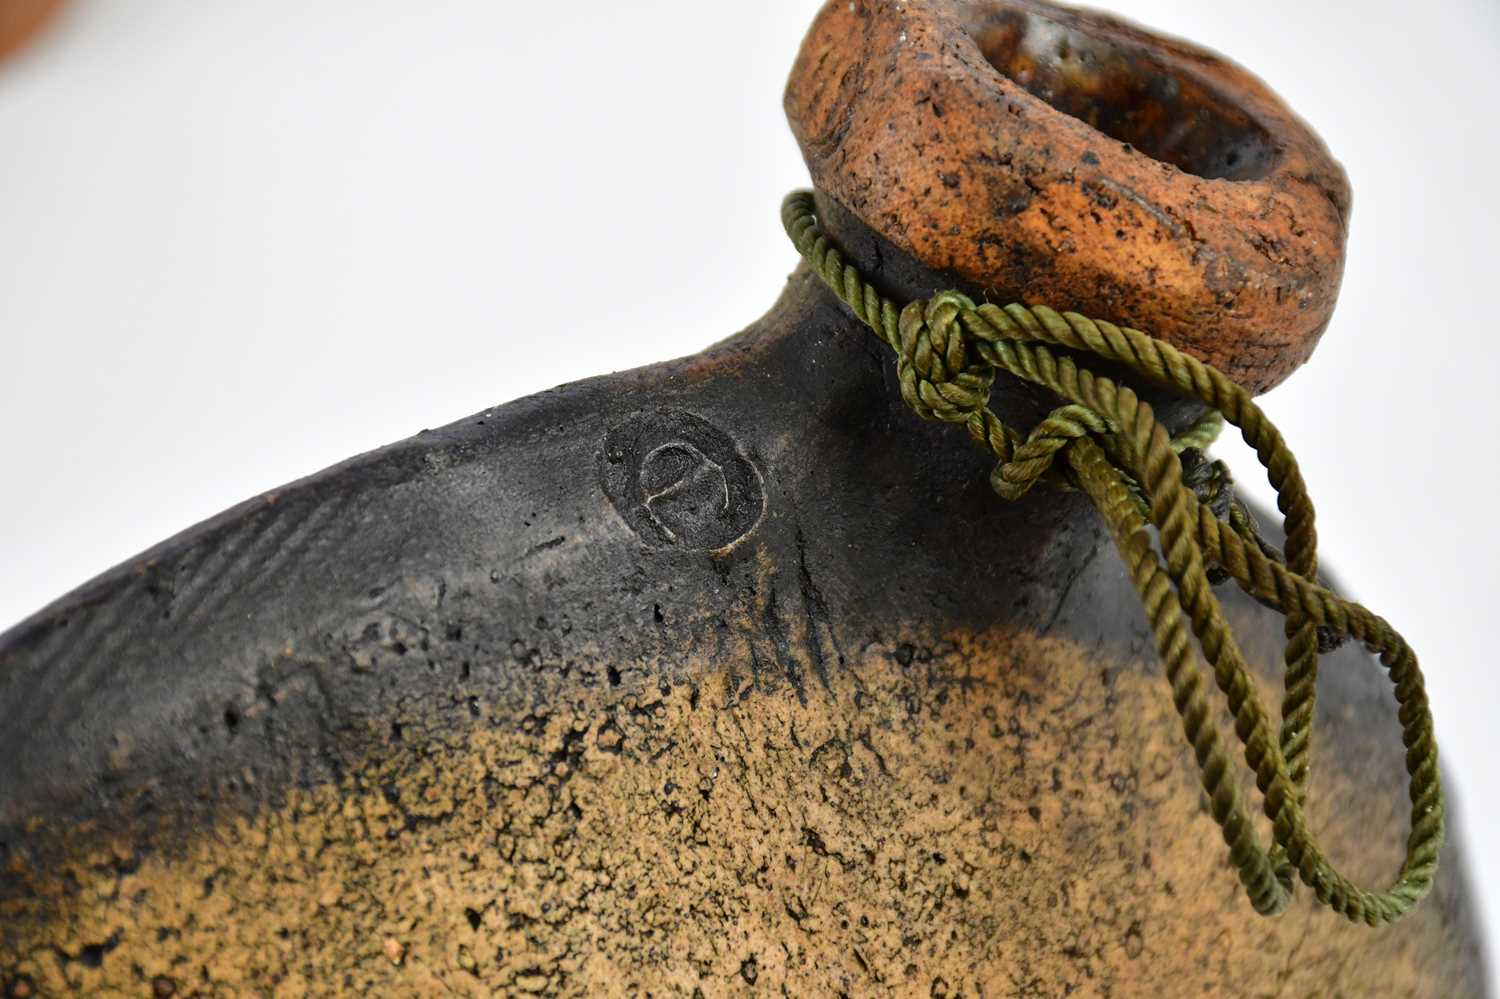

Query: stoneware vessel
left=0, top=1, right=1487, bottom=995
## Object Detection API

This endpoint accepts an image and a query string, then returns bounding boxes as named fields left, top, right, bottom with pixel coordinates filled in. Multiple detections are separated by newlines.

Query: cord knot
left=990, top=404, right=1110, bottom=501
left=895, top=292, right=993, bottom=424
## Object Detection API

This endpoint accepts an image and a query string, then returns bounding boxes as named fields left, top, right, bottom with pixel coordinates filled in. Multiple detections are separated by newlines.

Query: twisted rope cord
left=782, top=190, right=1442, bottom=924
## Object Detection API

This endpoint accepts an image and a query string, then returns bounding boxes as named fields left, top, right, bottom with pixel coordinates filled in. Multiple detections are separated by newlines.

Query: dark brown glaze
left=786, top=0, right=1351, bottom=394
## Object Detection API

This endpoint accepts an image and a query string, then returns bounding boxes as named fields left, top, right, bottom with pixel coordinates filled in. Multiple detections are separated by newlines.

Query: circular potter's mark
left=601, top=410, right=764, bottom=550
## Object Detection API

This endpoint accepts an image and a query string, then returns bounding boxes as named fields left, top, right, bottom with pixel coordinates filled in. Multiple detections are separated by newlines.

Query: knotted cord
left=781, top=190, right=1442, bottom=925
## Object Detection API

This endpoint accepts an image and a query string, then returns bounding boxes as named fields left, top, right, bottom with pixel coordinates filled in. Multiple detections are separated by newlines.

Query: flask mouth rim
left=784, top=0, right=1351, bottom=395
left=959, top=1, right=1280, bottom=183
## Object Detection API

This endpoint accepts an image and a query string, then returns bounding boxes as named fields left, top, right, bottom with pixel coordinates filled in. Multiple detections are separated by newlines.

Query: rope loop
left=781, top=189, right=1443, bottom=926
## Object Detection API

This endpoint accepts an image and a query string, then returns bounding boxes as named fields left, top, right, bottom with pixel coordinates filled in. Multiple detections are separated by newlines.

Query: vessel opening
left=967, top=9, right=1277, bottom=181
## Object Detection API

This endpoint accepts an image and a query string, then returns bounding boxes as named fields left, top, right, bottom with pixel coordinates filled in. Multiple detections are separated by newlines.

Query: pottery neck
left=756, top=188, right=1208, bottom=437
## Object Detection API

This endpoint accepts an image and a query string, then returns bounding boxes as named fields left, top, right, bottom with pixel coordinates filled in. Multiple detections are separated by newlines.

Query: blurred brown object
left=0, top=0, right=63, bottom=66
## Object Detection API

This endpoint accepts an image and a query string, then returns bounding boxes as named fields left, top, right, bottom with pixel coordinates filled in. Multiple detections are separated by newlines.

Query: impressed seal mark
left=600, top=410, right=764, bottom=551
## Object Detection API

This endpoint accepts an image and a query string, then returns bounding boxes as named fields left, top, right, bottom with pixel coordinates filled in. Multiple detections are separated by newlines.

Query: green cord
left=781, top=190, right=1442, bottom=925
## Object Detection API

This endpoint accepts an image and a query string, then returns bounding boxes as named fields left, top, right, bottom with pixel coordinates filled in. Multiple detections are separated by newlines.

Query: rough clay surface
left=0, top=7, right=1482, bottom=986
left=0, top=605, right=1484, bottom=996
left=785, top=0, right=1352, bottom=394
left=0, top=269, right=1487, bottom=996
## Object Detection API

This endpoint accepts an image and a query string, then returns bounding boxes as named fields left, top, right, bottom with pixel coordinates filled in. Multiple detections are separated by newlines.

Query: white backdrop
left=1, top=0, right=1495, bottom=964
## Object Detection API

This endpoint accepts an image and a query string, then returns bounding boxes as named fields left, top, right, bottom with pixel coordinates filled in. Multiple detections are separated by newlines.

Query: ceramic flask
left=0, top=1, right=1487, bottom=995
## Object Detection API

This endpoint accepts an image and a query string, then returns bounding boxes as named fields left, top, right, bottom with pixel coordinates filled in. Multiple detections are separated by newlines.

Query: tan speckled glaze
left=0, top=604, right=1482, bottom=995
